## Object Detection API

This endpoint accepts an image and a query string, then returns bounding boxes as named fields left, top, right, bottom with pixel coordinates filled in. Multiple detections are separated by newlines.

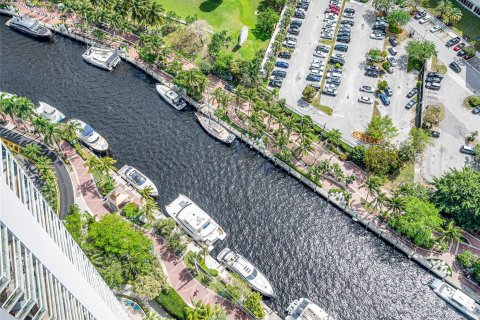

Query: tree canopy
left=406, top=40, right=437, bottom=63
left=365, top=115, right=398, bottom=142
left=364, top=144, right=400, bottom=175
left=386, top=9, right=410, bottom=33
left=432, top=167, right=480, bottom=231
left=253, top=8, right=279, bottom=40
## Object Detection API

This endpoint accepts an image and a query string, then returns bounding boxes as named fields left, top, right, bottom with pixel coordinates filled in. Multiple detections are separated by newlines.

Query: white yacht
left=7, top=16, right=52, bottom=40
left=430, top=279, right=480, bottom=320
left=165, top=194, right=226, bottom=248
left=119, top=165, right=158, bottom=197
left=82, top=46, right=120, bottom=71
left=35, top=102, right=65, bottom=123
left=196, top=113, right=235, bottom=144
left=286, top=298, right=334, bottom=320
left=68, top=119, right=109, bottom=153
left=217, top=248, right=274, bottom=297
left=155, top=84, right=187, bottom=110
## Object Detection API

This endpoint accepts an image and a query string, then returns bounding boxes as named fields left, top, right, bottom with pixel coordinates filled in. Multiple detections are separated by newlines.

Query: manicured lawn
left=157, top=0, right=268, bottom=59
left=422, top=0, right=480, bottom=50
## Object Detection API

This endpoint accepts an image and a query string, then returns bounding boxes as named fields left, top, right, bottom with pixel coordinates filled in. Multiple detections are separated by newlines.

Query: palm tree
left=141, top=198, right=157, bottom=224
left=21, top=143, right=42, bottom=160
left=98, top=156, right=117, bottom=175
left=14, top=97, right=36, bottom=121
left=275, top=128, right=290, bottom=151
left=316, top=159, right=331, bottom=175
left=436, top=221, right=463, bottom=248
left=436, top=0, right=452, bottom=19
left=35, top=156, right=53, bottom=176
left=59, top=120, right=82, bottom=143
left=85, top=155, right=103, bottom=179
left=32, top=116, right=50, bottom=137
left=362, top=175, right=381, bottom=203
left=446, top=7, right=462, bottom=25
left=174, top=69, right=208, bottom=101
left=42, top=122, right=63, bottom=150
left=138, top=185, right=154, bottom=202
left=144, top=1, right=164, bottom=27
left=129, top=0, right=148, bottom=25
left=282, top=116, right=296, bottom=139
left=370, top=191, right=386, bottom=215
left=324, top=129, right=342, bottom=145
left=1, top=94, right=18, bottom=122
left=384, top=194, right=404, bottom=219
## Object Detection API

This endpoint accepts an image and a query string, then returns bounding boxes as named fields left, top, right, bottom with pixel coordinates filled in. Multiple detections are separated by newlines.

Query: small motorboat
left=35, top=102, right=65, bottom=123
left=68, top=119, right=109, bottom=153
left=119, top=165, right=158, bottom=197
left=156, top=84, right=187, bottom=110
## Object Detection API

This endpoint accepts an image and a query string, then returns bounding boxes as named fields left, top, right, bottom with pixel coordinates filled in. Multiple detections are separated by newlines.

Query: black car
left=426, top=76, right=442, bottom=83
left=457, top=49, right=467, bottom=57
left=365, top=71, right=379, bottom=78
left=334, top=44, right=348, bottom=52
left=291, top=20, right=302, bottom=27
left=296, top=2, right=309, bottom=9
left=337, top=32, right=351, bottom=37
left=429, top=131, right=441, bottom=138
left=316, top=44, right=330, bottom=53
left=288, top=28, right=300, bottom=35
left=278, top=51, right=291, bottom=59
left=446, top=37, right=461, bottom=47
left=268, top=80, right=282, bottom=88
left=329, top=56, right=345, bottom=65
left=449, top=61, right=461, bottom=73
left=427, top=72, right=443, bottom=79
left=294, top=11, right=305, bottom=19
left=472, top=106, right=480, bottom=114
left=388, top=37, right=398, bottom=47
left=341, top=20, right=354, bottom=26
left=330, top=67, right=343, bottom=74
left=336, top=38, right=350, bottom=44
left=406, top=88, right=418, bottom=98
left=272, top=70, right=287, bottom=78
left=365, top=65, right=378, bottom=72
left=344, top=8, right=355, bottom=13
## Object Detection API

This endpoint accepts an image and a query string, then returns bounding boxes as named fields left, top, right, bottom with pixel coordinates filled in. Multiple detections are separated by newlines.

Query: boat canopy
left=126, top=168, right=146, bottom=185
left=42, top=104, right=56, bottom=115
left=81, top=124, right=94, bottom=137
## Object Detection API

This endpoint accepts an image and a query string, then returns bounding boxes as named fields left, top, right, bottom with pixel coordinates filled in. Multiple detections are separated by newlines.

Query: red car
left=453, top=43, right=465, bottom=51
left=325, top=8, right=340, bottom=14
left=329, top=4, right=340, bottom=9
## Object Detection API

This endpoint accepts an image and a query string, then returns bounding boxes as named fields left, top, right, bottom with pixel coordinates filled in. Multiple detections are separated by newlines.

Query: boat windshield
left=81, top=125, right=95, bottom=138
left=128, top=169, right=146, bottom=185
left=245, top=268, right=258, bottom=281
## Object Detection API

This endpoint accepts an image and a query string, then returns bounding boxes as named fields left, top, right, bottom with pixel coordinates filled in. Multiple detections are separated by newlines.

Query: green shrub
left=156, top=288, right=189, bottom=320
left=121, top=202, right=139, bottom=220
left=457, top=250, right=476, bottom=269
left=464, top=95, right=480, bottom=109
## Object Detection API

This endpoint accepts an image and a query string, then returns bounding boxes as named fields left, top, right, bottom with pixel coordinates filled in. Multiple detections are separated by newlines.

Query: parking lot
left=277, top=0, right=332, bottom=106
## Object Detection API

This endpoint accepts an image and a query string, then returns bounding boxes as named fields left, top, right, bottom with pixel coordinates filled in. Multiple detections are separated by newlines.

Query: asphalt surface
left=0, top=127, right=74, bottom=218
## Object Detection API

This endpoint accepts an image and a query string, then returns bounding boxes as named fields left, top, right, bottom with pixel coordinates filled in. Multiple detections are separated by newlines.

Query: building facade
left=456, top=0, right=480, bottom=17
left=0, top=141, right=130, bottom=320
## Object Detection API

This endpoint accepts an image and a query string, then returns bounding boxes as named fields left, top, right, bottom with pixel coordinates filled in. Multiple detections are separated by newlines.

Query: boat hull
left=156, top=84, right=186, bottom=111
left=7, top=18, right=52, bottom=41
left=196, top=113, right=235, bottom=144
left=82, top=55, right=120, bottom=71
left=119, top=165, right=158, bottom=197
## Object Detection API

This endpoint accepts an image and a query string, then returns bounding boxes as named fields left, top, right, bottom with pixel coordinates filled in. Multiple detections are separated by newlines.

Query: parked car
left=449, top=61, right=461, bottom=73
left=365, top=71, right=379, bottom=78
left=343, top=12, right=355, bottom=18
left=386, top=67, right=394, bottom=74
left=329, top=56, right=345, bottom=65
left=321, top=33, right=334, bottom=40
left=387, top=56, right=397, bottom=67
left=291, top=20, right=303, bottom=27
left=268, top=80, right=282, bottom=88
left=426, top=76, right=442, bottom=83
left=309, top=83, right=321, bottom=90
left=457, top=49, right=467, bottom=57
left=284, top=40, right=296, bottom=48
left=360, top=85, right=375, bottom=93
left=288, top=28, right=300, bottom=35
left=334, top=44, right=348, bottom=52
left=388, top=47, right=398, bottom=56
left=379, top=93, right=390, bottom=106
left=464, top=54, right=474, bottom=61
left=306, top=74, right=321, bottom=82
left=384, top=87, right=393, bottom=96
left=427, top=72, right=443, bottom=79
left=414, top=11, right=427, bottom=19
left=330, top=68, right=343, bottom=74
left=326, top=77, right=341, bottom=85
left=405, top=99, right=417, bottom=110
left=323, top=87, right=337, bottom=96
left=370, top=33, right=384, bottom=40
left=406, top=88, right=418, bottom=98
left=275, top=61, right=289, bottom=68
left=313, top=51, right=327, bottom=58
left=429, top=131, right=440, bottom=138
left=419, top=17, right=429, bottom=24
left=446, top=37, right=461, bottom=47
left=294, top=11, right=305, bottom=19
left=460, top=145, right=475, bottom=155
left=341, top=20, right=354, bottom=26
left=278, top=51, right=291, bottom=59
left=453, top=43, right=465, bottom=51
left=316, top=44, right=330, bottom=53
left=430, top=25, right=441, bottom=33
left=472, top=106, right=480, bottom=114
left=272, top=70, right=286, bottom=78
left=425, top=82, right=441, bottom=90
left=358, top=96, right=373, bottom=104
left=388, top=37, right=398, bottom=48
left=365, top=65, right=378, bottom=72
left=336, top=37, right=350, bottom=43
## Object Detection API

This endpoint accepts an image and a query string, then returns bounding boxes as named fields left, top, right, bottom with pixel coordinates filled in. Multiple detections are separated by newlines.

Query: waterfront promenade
left=4, top=0, right=480, bottom=309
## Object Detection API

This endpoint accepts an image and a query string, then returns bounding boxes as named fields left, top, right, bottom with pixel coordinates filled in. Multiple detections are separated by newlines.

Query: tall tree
left=173, top=69, right=208, bottom=101
left=406, top=40, right=437, bottom=64
left=364, top=144, right=400, bottom=175
left=409, top=127, right=434, bottom=153
left=436, top=221, right=463, bottom=249
left=365, top=115, right=398, bottom=142
left=386, top=9, right=410, bottom=33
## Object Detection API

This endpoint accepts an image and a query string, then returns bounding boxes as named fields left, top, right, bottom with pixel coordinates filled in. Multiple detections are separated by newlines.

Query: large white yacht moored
left=68, top=119, right=109, bottom=153
left=35, top=102, right=65, bottom=123
left=6, top=16, right=52, bottom=40
left=165, top=194, right=226, bottom=249
left=156, top=84, right=187, bottom=110
left=217, top=248, right=274, bottom=297
left=119, top=165, right=158, bottom=197
left=430, top=279, right=480, bottom=320
left=82, top=46, right=121, bottom=71
left=286, top=298, right=334, bottom=320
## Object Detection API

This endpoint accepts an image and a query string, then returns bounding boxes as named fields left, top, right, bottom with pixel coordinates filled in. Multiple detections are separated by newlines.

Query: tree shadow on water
left=199, top=0, right=223, bottom=12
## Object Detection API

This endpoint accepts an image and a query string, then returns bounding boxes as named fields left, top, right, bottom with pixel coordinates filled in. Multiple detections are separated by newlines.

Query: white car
left=387, top=56, right=397, bottom=67
left=370, top=33, right=384, bottom=40
left=321, top=33, right=334, bottom=40
left=430, top=25, right=441, bottom=33
left=359, top=85, right=375, bottom=93
left=358, top=96, right=373, bottom=104
left=284, top=40, right=296, bottom=48
left=419, top=17, right=430, bottom=24
left=313, top=51, right=327, bottom=58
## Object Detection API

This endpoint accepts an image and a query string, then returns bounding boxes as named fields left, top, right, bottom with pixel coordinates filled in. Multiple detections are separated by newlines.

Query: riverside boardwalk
left=5, top=0, right=480, bottom=308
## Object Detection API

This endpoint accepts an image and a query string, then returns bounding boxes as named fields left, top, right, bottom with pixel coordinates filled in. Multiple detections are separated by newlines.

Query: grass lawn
left=384, top=161, right=415, bottom=190
left=157, top=0, right=268, bottom=59
left=422, top=0, right=480, bottom=50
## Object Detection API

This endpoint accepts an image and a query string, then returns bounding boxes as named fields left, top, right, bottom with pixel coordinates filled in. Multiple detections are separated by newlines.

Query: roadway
left=0, top=127, right=74, bottom=218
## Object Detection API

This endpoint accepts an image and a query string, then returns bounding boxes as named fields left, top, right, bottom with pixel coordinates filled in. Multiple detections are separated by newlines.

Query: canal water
left=0, top=16, right=462, bottom=319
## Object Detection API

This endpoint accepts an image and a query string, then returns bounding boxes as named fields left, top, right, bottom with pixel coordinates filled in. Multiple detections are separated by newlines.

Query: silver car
left=358, top=96, right=373, bottom=104
left=359, top=85, right=375, bottom=93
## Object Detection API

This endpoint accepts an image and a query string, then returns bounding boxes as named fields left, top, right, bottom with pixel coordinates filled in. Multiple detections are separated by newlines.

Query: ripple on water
left=0, top=16, right=464, bottom=319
